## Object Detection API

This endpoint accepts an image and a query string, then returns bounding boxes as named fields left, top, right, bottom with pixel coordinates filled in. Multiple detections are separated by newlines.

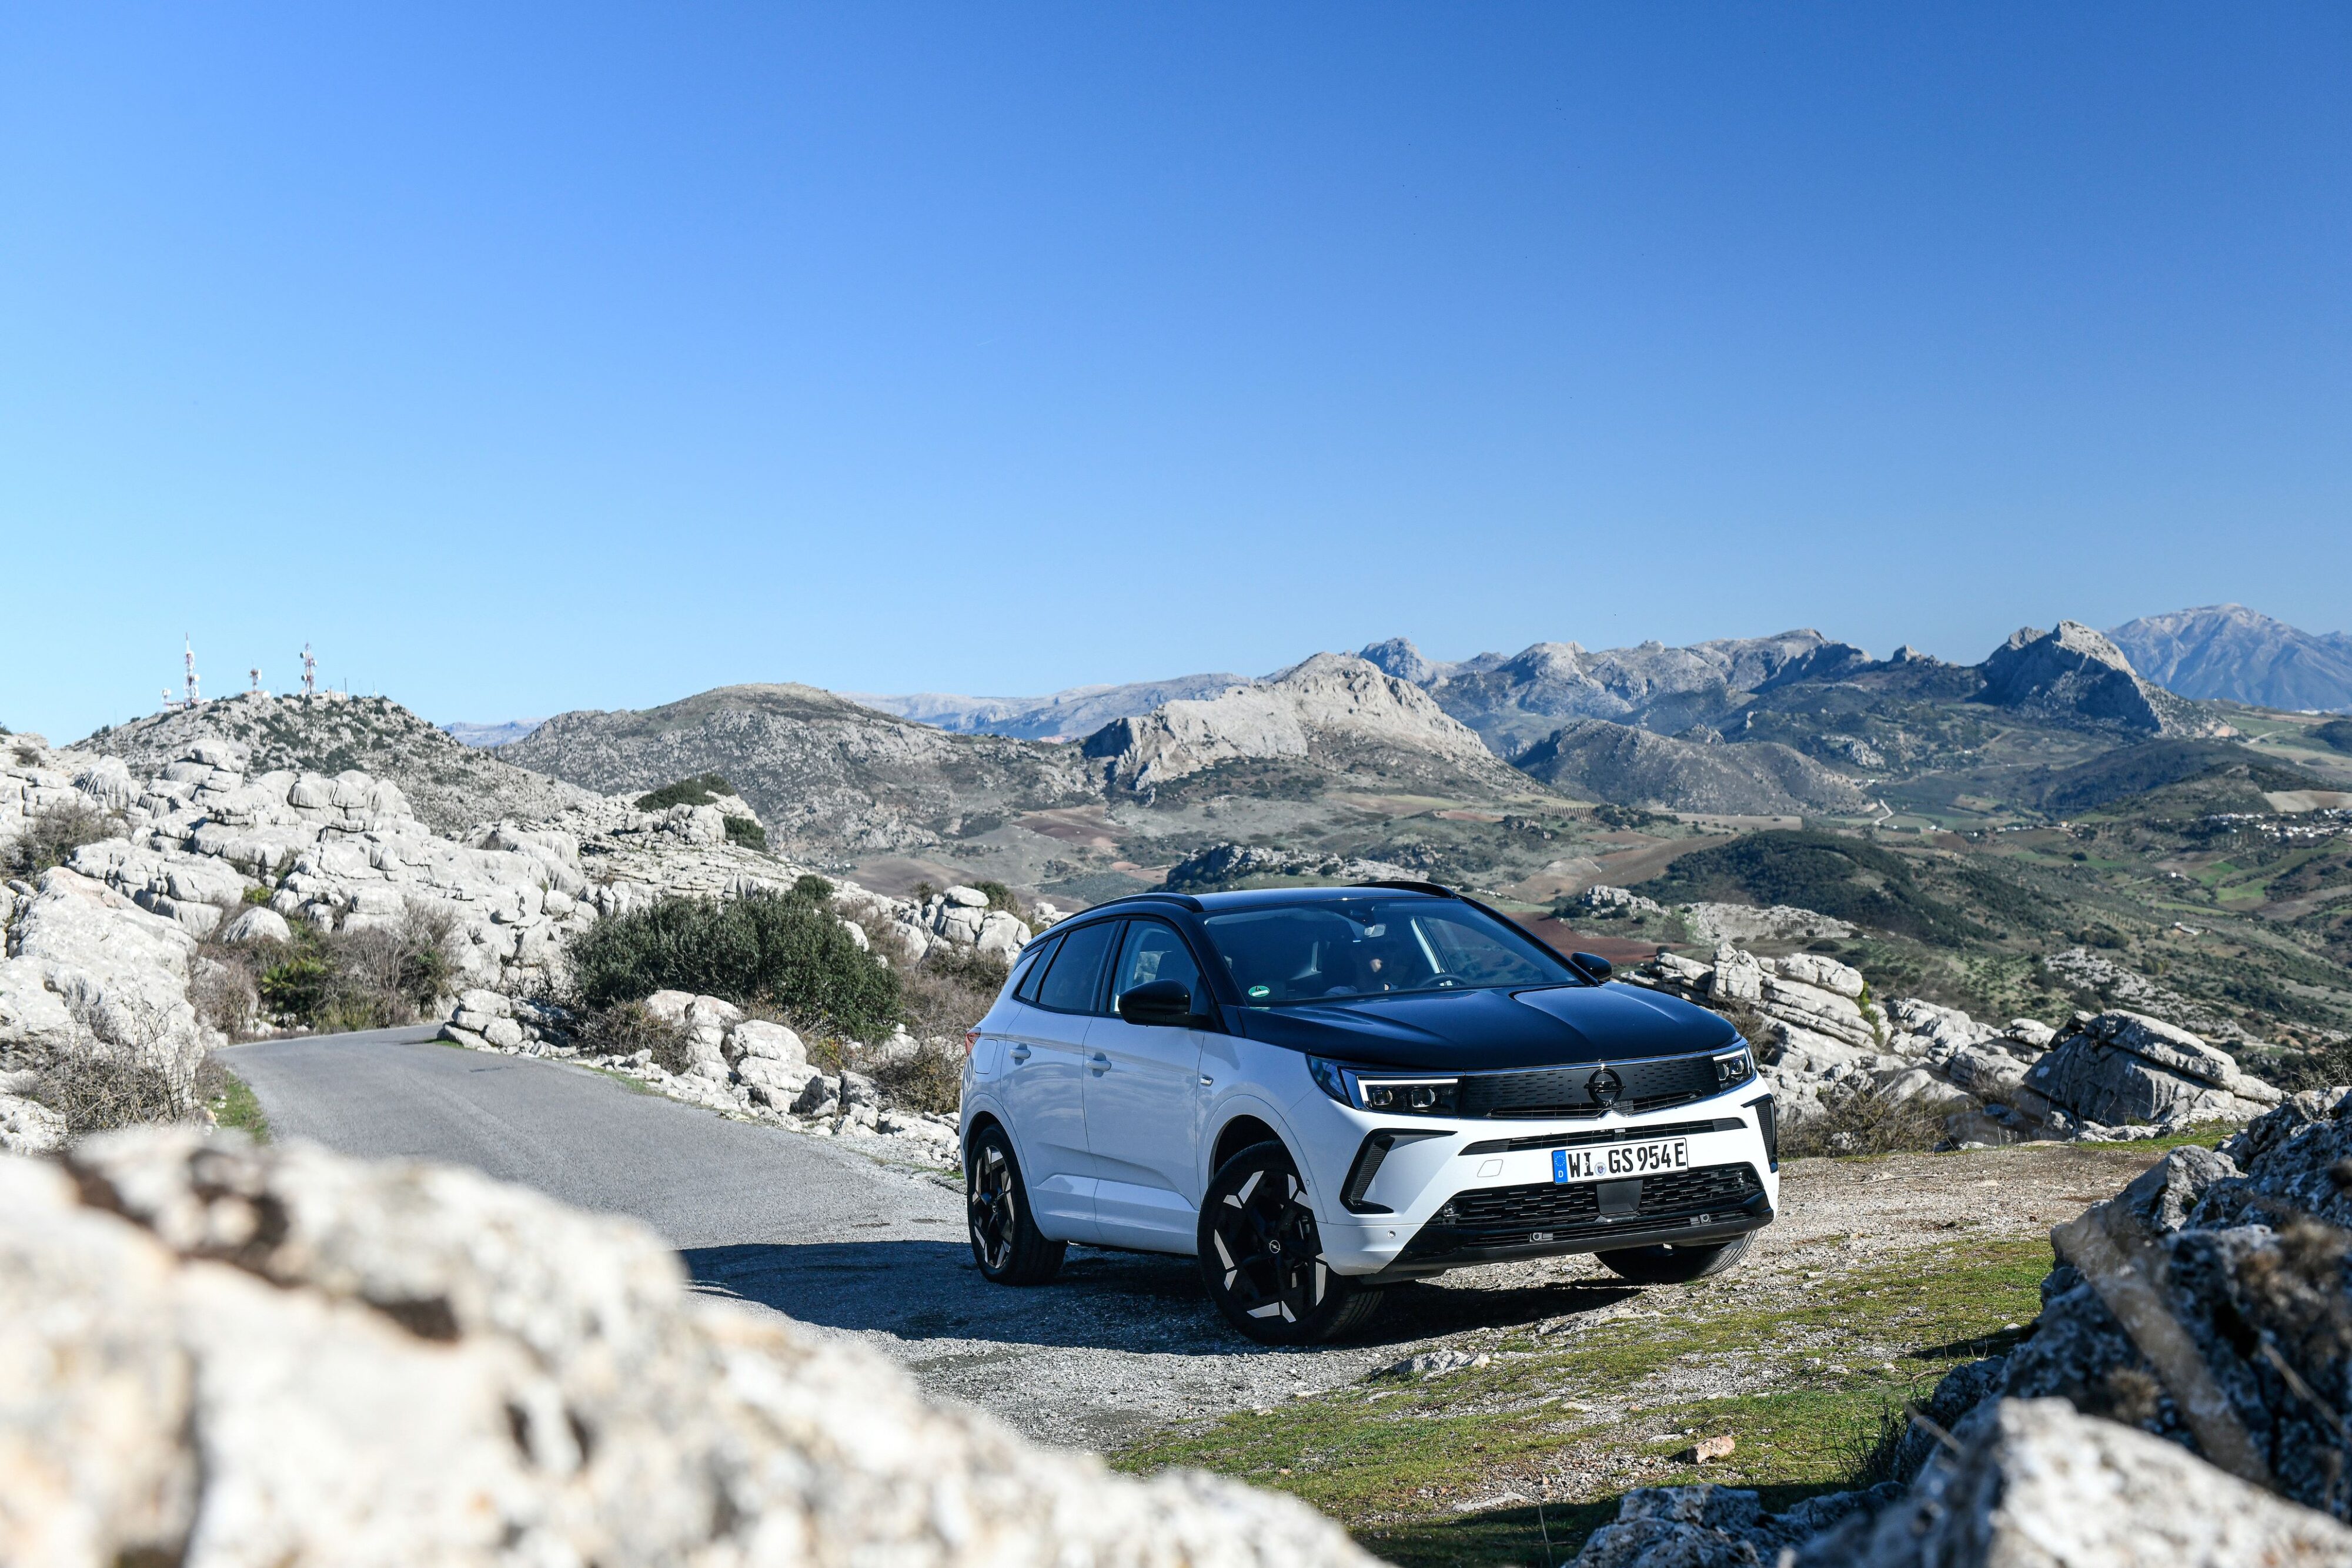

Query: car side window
left=1011, top=933, right=1060, bottom=1005
left=1110, top=919, right=1205, bottom=1008
left=1033, top=920, right=1118, bottom=1014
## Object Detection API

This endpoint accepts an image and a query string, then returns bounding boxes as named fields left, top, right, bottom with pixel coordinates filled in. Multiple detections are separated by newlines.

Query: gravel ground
left=229, top=1032, right=2159, bottom=1453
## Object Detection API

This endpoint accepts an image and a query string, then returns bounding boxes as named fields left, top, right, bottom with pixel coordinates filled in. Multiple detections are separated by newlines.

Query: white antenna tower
left=301, top=643, right=317, bottom=696
left=249, top=667, right=262, bottom=694
left=183, top=636, right=200, bottom=707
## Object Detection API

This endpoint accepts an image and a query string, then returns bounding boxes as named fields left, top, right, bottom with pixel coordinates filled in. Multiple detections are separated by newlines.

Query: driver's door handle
left=1007, top=1044, right=1031, bottom=1064
left=1088, top=1052, right=1110, bottom=1074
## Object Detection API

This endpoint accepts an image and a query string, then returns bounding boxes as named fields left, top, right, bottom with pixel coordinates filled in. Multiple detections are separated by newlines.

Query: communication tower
left=183, top=637, right=200, bottom=708
left=249, top=667, right=262, bottom=694
left=301, top=644, right=318, bottom=696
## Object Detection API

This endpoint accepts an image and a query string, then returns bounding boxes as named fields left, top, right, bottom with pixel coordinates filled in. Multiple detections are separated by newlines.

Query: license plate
left=1554, top=1139, right=1690, bottom=1182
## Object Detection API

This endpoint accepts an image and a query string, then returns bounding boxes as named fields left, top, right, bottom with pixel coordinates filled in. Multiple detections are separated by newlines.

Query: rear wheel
left=1198, top=1140, right=1384, bottom=1345
left=967, top=1124, right=1066, bottom=1285
left=1596, top=1232, right=1752, bottom=1285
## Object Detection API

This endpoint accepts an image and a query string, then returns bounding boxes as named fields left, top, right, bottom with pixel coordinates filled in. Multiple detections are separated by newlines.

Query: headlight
left=1307, top=1057, right=1462, bottom=1115
left=1712, top=1043, right=1756, bottom=1088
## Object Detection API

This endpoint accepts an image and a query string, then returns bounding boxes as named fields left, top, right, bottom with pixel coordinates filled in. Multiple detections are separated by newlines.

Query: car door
left=996, top=918, right=1118, bottom=1243
left=1083, top=917, right=1212, bottom=1252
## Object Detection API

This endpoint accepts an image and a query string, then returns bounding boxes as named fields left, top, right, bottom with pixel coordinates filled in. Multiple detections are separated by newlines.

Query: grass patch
left=1114, top=1238, right=2053, bottom=1565
left=205, top=1066, right=270, bottom=1142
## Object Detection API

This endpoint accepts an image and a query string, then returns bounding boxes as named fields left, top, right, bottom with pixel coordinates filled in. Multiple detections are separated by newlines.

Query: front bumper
left=1305, top=1092, right=1780, bottom=1278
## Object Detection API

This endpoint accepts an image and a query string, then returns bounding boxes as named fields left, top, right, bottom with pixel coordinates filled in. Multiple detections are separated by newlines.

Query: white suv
left=960, top=883, right=1779, bottom=1343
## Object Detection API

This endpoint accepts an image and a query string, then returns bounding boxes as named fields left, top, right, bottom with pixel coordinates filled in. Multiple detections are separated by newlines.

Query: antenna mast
left=249, top=667, right=262, bottom=694
left=183, top=636, right=200, bottom=707
left=301, top=643, right=317, bottom=697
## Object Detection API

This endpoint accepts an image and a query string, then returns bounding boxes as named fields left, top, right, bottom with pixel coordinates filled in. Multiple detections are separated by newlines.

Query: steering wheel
left=1422, top=972, right=1466, bottom=989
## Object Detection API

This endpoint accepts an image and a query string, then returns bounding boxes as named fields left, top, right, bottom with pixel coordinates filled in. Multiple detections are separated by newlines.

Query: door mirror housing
left=1117, top=979, right=1205, bottom=1028
left=1569, top=951, right=1614, bottom=983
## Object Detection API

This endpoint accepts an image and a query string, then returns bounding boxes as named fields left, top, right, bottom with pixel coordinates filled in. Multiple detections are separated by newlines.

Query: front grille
left=1456, top=1054, right=1719, bottom=1119
left=1459, top=1117, right=1745, bottom=1156
left=1425, top=1162, right=1765, bottom=1251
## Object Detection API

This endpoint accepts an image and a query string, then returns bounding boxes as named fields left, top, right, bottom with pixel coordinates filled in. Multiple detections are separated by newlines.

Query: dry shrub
left=33, top=1047, right=197, bottom=1138
left=5, top=798, right=118, bottom=877
left=1782, top=1082, right=1969, bottom=1159
left=574, top=999, right=693, bottom=1075
left=870, top=1037, right=962, bottom=1116
left=900, top=945, right=1010, bottom=1041
left=190, top=949, right=262, bottom=1039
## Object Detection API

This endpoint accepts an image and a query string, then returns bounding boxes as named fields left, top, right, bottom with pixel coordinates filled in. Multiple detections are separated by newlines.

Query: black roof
left=1067, top=882, right=1460, bottom=922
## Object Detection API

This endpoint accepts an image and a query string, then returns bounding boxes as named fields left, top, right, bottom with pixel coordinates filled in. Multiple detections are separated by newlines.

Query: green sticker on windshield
left=1248, top=985, right=1270, bottom=998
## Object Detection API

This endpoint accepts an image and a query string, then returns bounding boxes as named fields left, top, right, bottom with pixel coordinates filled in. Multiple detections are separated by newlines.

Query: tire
left=1596, top=1232, right=1753, bottom=1285
left=967, top=1124, right=1066, bottom=1286
left=1198, top=1140, right=1384, bottom=1345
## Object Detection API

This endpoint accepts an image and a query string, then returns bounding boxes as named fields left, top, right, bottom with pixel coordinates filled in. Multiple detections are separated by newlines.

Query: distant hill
left=1631, top=829, right=1985, bottom=947
left=847, top=673, right=1250, bottom=740
left=1511, top=720, right=1868, bottom=817
left=1080, top=653, right=1525, bottom=796
left=79, top=693, right=599, bottom=834
left=1973, top=621, right=2216, bottom=735
left=1365, top=631, right=1870, bottom=755
left=498, top=683, right=1097, bottom=861
left=443, top=718, right=547, bottom=748
left=2107, top=604, right=2352, bottom=713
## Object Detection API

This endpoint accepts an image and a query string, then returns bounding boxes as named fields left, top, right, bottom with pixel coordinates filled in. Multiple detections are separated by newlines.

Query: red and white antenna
left=183, top=636, right=200, bottom=707
left=249, top=667, right=261, bottom=694
left=300, top=643, right=317, bottom=696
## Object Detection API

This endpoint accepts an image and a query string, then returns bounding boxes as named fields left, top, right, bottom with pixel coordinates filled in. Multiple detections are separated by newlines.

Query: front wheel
left=967, top=1124, right=1066, bottom=1285
left=1596, top=1232, right=1753, bottom=1285
left=1198, top=1140, right=1384, bottom=1345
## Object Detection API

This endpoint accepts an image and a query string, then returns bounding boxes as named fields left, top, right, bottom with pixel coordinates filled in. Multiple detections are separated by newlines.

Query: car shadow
left=681, top=1239, right=1643, bottom=1355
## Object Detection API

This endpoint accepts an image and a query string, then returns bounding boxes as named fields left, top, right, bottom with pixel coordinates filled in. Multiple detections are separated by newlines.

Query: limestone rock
left=215, top=905, right=292, bottom=945
left=2021, top=1010, right=2281, bottom=1132
left=0, top=1131, right=1373, bottom=1567
left=0, top=1091, right=64, bottom=1154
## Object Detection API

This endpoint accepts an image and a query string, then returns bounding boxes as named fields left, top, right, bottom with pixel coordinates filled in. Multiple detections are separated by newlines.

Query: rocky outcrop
left=1164, top=842, right=1421, bottom=894
left=82, top=690, right=601, bottom=835
left=2, top=868, right=212, bottom=1084
left=0, top=1129, right=1374, bottom=1567
left=1975, top=620, right=2217, bottom=736
left=1084, top=654, right=1521, bottom=795
left=1572, top=1090, right=2352, bottom=1565
left=2011, top=1010, right=2283, bottom=1134
left=1511, top=720, right=1867, bottom=817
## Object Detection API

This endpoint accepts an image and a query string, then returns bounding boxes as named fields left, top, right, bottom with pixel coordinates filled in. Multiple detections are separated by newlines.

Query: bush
left=1780, top=1082, right=1968, bottom=1159
left=870, top=1037, right=963, bottom=1115
left=564, top=884, right=900, bottom=1042
left=33, top=1047, right=198, bottom=1138
left=900, top=945, right=1011, bottom=1041
left=723, top=815, right=767, bottom=850
left=250, top=901, right=459, bottom=1032
left=2317, top=718, right=2352, bottom=755
left=636, top=774, right=735, bottom=811
left=5, top=798, right=117, bottom=877
left=574, top=999, right=693, bottom=1074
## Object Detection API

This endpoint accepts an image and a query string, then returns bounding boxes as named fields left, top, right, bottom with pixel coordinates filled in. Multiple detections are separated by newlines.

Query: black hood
left=1233, top=982, right=1740, bottom=1071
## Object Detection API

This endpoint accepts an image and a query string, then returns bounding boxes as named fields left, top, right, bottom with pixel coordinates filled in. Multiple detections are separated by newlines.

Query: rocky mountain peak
left=1977, top=620, right=2184, bottom=734
left=1355, top=636, right=1441, bottom=685
left=2109, top=603, right=2352, bottom=713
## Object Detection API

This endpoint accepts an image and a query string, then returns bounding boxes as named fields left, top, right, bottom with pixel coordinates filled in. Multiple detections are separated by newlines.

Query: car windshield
left=1200, top=896, right=1580, bottom=1004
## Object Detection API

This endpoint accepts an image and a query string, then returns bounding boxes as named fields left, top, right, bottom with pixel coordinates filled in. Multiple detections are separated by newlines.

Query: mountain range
left=2107, top=604, right=2352, bottom=714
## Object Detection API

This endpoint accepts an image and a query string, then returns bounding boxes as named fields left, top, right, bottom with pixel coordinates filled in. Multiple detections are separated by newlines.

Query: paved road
left=224, top=1029, right=1640, bottom=1449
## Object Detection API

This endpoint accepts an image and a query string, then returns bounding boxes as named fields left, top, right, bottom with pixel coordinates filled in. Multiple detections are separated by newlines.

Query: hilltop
left=78, top=691, right=600, bottom=834
left=2109, top=603, right=2352, bottom=713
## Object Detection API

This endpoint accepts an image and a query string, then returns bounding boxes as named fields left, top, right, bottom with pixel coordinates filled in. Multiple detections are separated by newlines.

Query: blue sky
left=4, top=5, right=2346, bottom=740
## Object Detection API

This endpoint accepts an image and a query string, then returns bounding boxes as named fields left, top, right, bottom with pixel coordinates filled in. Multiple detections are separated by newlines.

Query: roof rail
left=1082, top=890, right=1207, bottom=913
left=1354, top=879, right=1461, bottom=899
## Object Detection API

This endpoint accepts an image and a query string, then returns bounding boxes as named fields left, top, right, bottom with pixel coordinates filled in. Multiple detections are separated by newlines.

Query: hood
left=1234, top=982, right=1740, bottom=1071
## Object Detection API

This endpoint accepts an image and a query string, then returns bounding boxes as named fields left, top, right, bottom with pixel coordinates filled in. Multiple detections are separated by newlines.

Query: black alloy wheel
left=967, top=1124, right=1066, bottom=1285
left=1197, top=1140, right=1383, bottom=1345
left=1596, top=1232, right=1752, bottom=1285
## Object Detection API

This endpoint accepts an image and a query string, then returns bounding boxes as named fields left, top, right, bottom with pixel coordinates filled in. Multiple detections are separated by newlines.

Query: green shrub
left=252, top=902, right=458, bottom=1032
left=259, top=955, right=336, bottom=1018
left=564, top=884, right=900, bottom=1042
left=2316, top=718, right=2352, bottom=754
left=723, top=815, right=767, bottom=850
left=636, top=774, right=736, bottom=811
left=242, top=885, right=274, bottom=905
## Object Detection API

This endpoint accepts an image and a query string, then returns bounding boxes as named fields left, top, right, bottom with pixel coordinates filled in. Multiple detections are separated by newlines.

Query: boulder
left=943, top=884, right=991, bottom=908
left=0, top=1091, right=64, bottom=1155
left=1773, top=952, right=1864, bottom=999
left=0, top=1130, right=1373, bottom=1567
left=1708, top=945, right=1765, bottom=1005
left=215, top=905, right=292, bottom=945
left=2022, top=1010, right=2281, bottom=1132
left=726, top=1018, right=806, bottom=1069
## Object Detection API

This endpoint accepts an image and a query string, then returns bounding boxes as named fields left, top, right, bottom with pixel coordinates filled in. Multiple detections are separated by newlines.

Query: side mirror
left=1118, top=979, right=1203, bottom=1028
left=1570, top=951, right=1613, bottom=983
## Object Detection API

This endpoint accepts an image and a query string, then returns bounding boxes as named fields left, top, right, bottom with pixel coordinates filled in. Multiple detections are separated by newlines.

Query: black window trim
left=1105, top=914, right=1225, bottom=1031
left=1011, top=931, right=1060, bottom=1005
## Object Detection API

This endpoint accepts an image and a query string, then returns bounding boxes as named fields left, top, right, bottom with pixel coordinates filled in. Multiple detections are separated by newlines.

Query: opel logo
left=1586, top=1067, right=1623, bottom=1108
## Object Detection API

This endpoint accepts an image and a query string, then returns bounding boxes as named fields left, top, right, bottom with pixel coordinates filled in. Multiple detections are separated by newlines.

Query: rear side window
left=1011, top=934, right=1060, bottom=1004
left=1034, top=921, right=1118, bottom=1014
